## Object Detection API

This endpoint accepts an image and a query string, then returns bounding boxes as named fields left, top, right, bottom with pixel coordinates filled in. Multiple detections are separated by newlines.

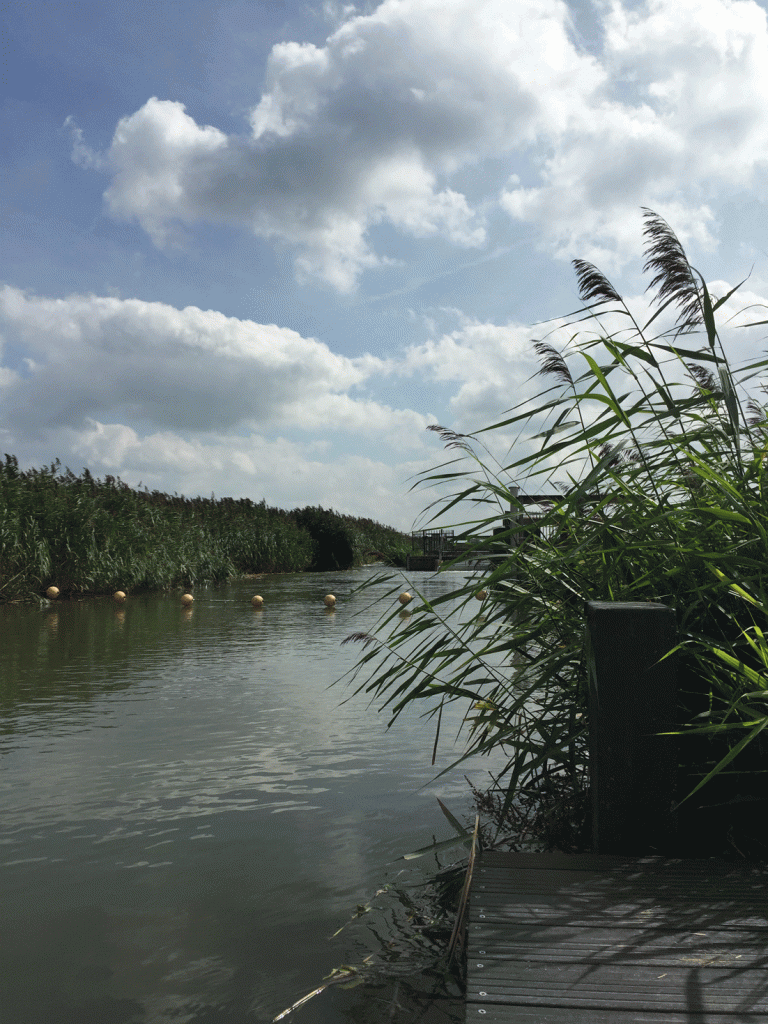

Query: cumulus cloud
left=63, top=115, right=110, bottom=172
left=395, top=271, right=768, bottom=487
left=66, top=421, right=429, bottom=529
left=68, top=0, right=768, bottom=287
left=400, top=314, right=543, bottom=429
left=0, top=331, right=19, bottom=389
left=501, top=0, right=768, bottom=266
left=0, top=285, right=429, bottom=442
left=104, top=100, right=229, bottom=249
left=67, top=0, right=608, bottom=290
left=0, top=366, right=18, bottom=389
left=4, top=272, right=766, bottom=522
left=0, top=283, right=444, bottom=523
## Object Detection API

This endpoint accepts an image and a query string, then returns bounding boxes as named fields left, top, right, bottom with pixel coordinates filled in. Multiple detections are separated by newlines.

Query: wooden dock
left=466, top=850, right=768, bottom=1022
left=405, top=499, right=563, bottom=572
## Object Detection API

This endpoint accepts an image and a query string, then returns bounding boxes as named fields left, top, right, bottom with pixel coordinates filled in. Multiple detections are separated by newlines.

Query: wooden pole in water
left=585, top=600, right=678, bottom=855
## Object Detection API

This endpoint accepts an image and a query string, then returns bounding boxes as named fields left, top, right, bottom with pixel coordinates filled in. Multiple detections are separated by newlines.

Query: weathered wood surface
left=466, top=851, right=768, bottom=1023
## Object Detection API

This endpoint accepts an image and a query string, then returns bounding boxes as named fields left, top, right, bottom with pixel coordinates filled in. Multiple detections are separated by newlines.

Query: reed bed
left=0, top=460, right=410, bottom=601
left=346, top=209, right=768, bottom=859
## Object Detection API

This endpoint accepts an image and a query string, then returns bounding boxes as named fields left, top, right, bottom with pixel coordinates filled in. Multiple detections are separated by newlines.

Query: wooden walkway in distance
left=466, top=851, right=768, bottom=1023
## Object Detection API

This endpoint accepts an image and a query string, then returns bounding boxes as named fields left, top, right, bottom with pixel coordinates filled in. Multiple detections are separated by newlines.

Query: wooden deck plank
left=470, top=924, right=767, bottom=965
left=474, top=899, right=768, bottom=930
left=467, top=961, right=768, bottom=1010
left=465, top=1008, right=768, bottom=1023
left=466, top=851, right=768, bottom=1022
left=478, top=851, right=765, bottom=872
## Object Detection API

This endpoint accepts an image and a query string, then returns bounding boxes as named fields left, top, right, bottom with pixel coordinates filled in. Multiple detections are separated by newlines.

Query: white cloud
left=65, top=0, right=768, bottom=288
left=394, top=273, right=768, bottom=492
left=400, top=315, right=544, bottom=427
left=501, top=0, right=768, bottom=266
left=0, top=329, right=19, bottom=388
left=102, top=98, right=229, bottom=249
left=0, top=275, right=444, bottom=525
left=63, top=115, right=109, bottom=172
left=68, top=0, right=607, bottom=290
left=0, top=285, right=434, bottom=442
left=0, top=283, right=557, bottom=518
left=66, top=420, right=429, bottom=529
left=5, top=271, right=767, bottom=526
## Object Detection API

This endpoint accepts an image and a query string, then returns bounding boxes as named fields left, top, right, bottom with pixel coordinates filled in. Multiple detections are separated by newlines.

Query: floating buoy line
left=39, top=584, right=474, bottom=613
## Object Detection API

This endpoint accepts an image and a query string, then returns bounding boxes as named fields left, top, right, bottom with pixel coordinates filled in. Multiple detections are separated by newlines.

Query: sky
left=4, top=0, right=768, bottom=531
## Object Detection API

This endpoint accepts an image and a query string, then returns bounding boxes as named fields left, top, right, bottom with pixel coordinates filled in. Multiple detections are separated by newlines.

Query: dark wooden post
left=505, top=486, right=520, bottom=578
left=585, top=601, right=678, bottom=855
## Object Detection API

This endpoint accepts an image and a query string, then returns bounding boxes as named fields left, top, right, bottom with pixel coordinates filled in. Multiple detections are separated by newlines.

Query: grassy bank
left=0, top=456, right=411, bottom=601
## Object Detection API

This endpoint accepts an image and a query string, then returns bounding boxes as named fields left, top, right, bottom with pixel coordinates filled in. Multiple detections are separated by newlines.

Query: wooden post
left=509, top=485, right=519, bottom=539
left=585, top=601, right=678, bottom=855
left=502, top=486, right=520, bottom=577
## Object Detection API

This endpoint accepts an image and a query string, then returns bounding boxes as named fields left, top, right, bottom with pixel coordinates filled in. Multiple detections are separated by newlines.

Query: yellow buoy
left=475, top=589, right=488, bottom=601
left=398, top=592, right=412, bottom=605
left=113, top=591, right=126, bottom=602
left=251, top=594, right=264, bottom=607
left=46, top=586, right=60, bottom=599
left=324, top=594, right=336, bottom=607
left=181, top=593, right=194, bottom=606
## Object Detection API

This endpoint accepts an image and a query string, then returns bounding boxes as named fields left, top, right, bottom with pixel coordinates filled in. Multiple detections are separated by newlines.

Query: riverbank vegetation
left=347, top=209, right=768, bottom=860
left=0, top=457, right=411, bottom=602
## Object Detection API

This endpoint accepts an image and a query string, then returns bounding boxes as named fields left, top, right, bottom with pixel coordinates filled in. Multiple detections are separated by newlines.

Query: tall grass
left=346, top=209, right=768, bottom=858
left=0, top=461, right=411, bottom=601
left=291, top=505, right=411, bottom=570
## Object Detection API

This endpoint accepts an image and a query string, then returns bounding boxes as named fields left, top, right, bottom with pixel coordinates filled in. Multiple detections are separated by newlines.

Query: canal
left=0, top=566, right=502, bottom=1024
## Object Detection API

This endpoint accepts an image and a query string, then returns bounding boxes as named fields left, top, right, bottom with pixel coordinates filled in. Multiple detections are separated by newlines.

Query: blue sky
left=4, top=0, right=768, bottom=530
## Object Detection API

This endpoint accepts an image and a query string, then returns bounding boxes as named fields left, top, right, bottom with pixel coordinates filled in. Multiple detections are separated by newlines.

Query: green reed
left=0, top=461, right=410, bottom=601
left=346, top=209, right=768, bottom=858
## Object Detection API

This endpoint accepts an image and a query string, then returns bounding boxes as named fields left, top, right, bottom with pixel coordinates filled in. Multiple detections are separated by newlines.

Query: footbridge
left=406, top=494, right=561, bottom=571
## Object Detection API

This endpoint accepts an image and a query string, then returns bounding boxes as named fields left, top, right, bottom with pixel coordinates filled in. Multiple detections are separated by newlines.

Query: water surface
left=0, top=567, right=501, bottom=1023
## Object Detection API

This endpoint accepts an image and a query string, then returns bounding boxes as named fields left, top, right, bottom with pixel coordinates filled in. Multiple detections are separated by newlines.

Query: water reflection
left=0, top=567, right=495, bottom=1022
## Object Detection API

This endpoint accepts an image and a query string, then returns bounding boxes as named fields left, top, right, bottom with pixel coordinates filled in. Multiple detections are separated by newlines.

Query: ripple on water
left=0, top=568, right=500, bottom=1023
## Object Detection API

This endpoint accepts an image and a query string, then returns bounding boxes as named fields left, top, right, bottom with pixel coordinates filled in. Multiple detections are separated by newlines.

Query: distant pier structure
left=406, top=488, right=563, bottom=571
left=406, top=529, right=458, bottom=571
